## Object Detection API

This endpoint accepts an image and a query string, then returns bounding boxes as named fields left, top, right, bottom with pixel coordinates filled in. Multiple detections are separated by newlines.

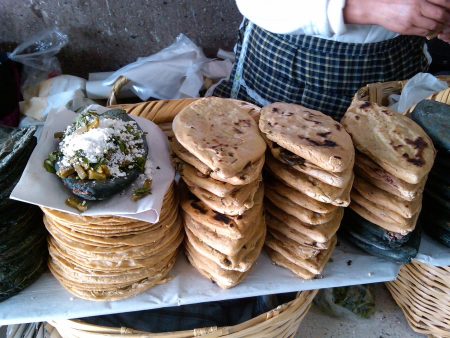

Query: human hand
left=437, top=27, right=450, bottom=43
left=344, top=0, right=450, bottom=42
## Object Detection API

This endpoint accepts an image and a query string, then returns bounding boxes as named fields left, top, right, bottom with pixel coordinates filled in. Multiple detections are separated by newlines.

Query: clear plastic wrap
left=8, top=29, right=69, bottom=93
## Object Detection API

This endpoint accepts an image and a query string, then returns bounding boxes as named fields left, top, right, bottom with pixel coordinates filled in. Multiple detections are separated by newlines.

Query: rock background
left=0, top=0, right=242, bottom=76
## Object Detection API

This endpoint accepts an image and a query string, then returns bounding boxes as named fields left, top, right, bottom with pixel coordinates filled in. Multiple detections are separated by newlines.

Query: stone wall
left=0, top=0, right=242, bottom=77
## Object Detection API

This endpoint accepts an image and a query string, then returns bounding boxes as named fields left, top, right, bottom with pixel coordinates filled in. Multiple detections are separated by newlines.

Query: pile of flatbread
left=0, top=126, right=47, bottom=302
left=42, top=184, right=182, bottom=301
left=342, top=100, right=436, bottom=263
left=172, top=97, right=267, bottom=288
left=259, top=103, right=355, bottom=279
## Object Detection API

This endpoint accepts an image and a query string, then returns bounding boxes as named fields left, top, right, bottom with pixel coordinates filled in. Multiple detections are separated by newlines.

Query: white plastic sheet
left=415, top=233, right=450, bottom=267
left=0, top=240, right=401, bottom=325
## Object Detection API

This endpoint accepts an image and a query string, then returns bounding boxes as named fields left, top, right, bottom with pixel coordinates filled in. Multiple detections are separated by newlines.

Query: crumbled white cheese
left=57, top=116, right=146, bottom=178
left=145, top=157, right=153, bottom=177
left=60, top=127, right=112, bottom=164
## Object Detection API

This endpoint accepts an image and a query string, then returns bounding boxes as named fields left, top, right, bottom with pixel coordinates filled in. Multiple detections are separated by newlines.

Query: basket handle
left=107, top=75, right=130, bottom=107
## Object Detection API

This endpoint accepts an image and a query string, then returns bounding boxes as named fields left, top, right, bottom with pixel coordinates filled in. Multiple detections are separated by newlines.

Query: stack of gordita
left=341, top=100, right=436, bottom=263
left=172, top=97, right=267, bottom=289
left=259, top=103, right=355, bottom=279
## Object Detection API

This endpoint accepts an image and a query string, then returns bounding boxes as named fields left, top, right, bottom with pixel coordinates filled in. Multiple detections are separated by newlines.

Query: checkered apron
left=213, top=20, right=429, bottom=120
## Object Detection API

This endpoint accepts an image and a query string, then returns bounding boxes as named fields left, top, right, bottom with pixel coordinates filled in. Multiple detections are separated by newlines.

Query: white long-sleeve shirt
left=235, top=0, right=398, bottom=43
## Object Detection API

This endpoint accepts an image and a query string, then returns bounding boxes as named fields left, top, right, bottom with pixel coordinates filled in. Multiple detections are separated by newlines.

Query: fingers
left=414, top=13, right=445, bottom=33
left=413, top=0, right=450, bottom=38
left=364, top=0, right=450, bottom=37
left=420, top=1, right=450, bottom=24
left=438, top=27, right=450, bottom=43
left=426, top=0, right=450, bottom=10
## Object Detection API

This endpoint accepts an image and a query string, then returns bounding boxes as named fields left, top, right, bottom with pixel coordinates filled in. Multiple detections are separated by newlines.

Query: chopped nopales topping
left=56, top=111, right=146, bottom=179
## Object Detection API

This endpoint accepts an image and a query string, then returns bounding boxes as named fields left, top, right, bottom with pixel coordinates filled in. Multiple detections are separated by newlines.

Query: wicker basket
left=386, top=261, right=450, bottom=338
left=110, top=75, right=450, bottom=115
left=49, top=290, right=317, bottom=338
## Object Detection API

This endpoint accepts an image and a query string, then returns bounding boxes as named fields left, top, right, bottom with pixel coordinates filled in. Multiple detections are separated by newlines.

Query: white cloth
left=19, top=75, right=88, bottom=121
left=235, top=0, right=398, bottom=43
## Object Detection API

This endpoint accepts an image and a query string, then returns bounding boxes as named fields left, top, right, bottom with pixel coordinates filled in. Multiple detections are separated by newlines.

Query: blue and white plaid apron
left=213, top=20, right=429, bottom=120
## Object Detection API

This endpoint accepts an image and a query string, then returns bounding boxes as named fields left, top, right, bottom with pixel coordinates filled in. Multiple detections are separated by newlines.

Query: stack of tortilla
left=410, top=99, right=450, bottom=247
left=172, top=97, right=267, bottom=288
left=341, top=100, right=436, bottom=263
left=42, top=184, right=182, bottom=301
left=1, top=126, right=47, bottom=302
left=259, top=103, right=355, bottom=279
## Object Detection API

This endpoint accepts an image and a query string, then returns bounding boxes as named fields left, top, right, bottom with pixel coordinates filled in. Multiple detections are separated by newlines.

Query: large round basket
left=49, top=290, right=317, bottom=338
left=386, top=261, right=450, bottom=338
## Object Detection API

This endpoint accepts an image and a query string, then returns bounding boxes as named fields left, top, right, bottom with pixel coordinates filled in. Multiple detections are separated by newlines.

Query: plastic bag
left=389, top=72, right=448, bottom=113
left=103, top=34, right=209, bottom=101
left=8, top=29, right=69, bottom=93
left=95, top=36, right=233, bottom=101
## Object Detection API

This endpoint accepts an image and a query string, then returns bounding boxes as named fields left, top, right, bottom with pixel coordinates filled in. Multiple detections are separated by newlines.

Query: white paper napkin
left=10, top=105, right=174, bottom=223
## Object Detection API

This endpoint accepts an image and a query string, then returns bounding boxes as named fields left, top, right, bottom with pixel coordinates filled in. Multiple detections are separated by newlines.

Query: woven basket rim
left=387, top=261, right=450, bottom=337
left=49, top=290, right=317, bottom=338
left=355, top=74, right=450, bottom=107
left=109, top=75, right=450, bottom=117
